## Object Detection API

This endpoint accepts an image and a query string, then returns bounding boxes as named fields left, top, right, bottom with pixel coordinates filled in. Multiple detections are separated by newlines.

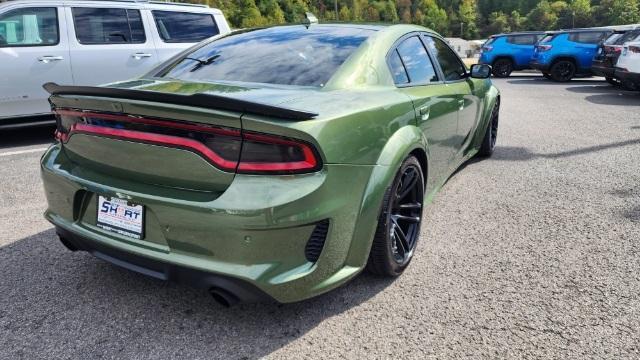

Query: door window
left=423, top=36, right=467, bottom=81
left=72, top=8, right=146, bottom=44
left=152, top=11, right=218, bottom=43
left=568, top=32, right=608, bottom=44
left=393, top=36, right=438, bottom=84
left=0, top=7, right=58, bottom=47
left=507, top=35, right=538, bottom=45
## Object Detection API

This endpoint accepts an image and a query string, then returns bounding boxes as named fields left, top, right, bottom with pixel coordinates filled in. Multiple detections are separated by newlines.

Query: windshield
left=160, top=25, right=375, bottom=87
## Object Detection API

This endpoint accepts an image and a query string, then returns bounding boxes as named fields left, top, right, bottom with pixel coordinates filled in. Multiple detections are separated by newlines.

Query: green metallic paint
left=41, top=24, right=500, bottom=303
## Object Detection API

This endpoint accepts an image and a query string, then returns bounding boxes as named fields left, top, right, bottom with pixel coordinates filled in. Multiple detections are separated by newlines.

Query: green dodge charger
left=41, top=22, right=500, bottom=305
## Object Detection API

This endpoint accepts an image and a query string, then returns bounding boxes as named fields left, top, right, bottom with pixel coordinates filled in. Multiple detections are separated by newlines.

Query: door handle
left=419, top=106, right=430, bottom=121
left=38, top=55, right=64, bottom=63
left=132, top=53, right=153, bottom=59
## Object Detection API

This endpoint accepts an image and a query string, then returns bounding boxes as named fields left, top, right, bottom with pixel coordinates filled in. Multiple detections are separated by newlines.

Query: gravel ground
left=0, top=75, right=639, bottom=359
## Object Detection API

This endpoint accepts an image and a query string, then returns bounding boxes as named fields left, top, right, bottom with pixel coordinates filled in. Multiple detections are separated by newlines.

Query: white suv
left=615, top=41, right=640, bottom=91
left=0, top=0, right=230, bottom=125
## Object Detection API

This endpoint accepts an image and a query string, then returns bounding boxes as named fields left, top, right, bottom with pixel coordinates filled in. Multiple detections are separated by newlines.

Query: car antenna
left=303, top=12, right=318, bottom=29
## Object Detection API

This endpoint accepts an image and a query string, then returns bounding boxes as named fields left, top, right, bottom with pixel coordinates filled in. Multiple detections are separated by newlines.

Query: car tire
left=367, top=156, right=424, bottom=277
left=550, top=60, right=576, bottom=82
left=478, top=98, right=500, bottom=157
left=492, top=59, right=513, bottom=78
left=620, top=79, right=637, bottom=91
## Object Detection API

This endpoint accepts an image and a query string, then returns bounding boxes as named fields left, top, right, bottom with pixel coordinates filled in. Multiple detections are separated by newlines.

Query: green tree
left=526, top=1, right=559, bottom=30
left=339, top=4, right=352, bottom=20
left=237, top=0, right=266, bottom=27
left=509, top=10, right=525, bottom=31
left=258, top=0, right=286, bottom=24
left=485, top=11, right=511, bottom=34
left=606, top=0, right=640, bottom=24
left=459, top=0, right=478, bottom=38
left=417, top=0, right=448, bottom=33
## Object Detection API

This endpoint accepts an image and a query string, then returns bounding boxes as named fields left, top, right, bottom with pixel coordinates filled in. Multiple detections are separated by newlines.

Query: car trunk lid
left=46, top=80, right=319, bottom=195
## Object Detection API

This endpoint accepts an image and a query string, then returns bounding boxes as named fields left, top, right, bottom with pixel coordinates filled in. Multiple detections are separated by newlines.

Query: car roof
left=491, top=31, right=545, bottom=38
left=0, top=0, right=222, bottom=13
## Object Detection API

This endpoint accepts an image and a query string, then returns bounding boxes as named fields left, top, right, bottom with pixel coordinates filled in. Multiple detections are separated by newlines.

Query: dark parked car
left=593, top=28, right=640, bottom=88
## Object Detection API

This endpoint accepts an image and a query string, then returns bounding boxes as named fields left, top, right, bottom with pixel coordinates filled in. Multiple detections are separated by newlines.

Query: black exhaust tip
left=209, top=287, right=239, bottom=307
left=57, top=235, right=79, bottom=251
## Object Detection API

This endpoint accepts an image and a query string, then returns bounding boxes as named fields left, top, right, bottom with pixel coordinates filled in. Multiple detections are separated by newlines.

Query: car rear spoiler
left=43, top=82, right=318, bottom=121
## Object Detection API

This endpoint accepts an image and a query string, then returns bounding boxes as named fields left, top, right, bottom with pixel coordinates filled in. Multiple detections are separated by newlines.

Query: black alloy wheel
left=492, top=59, right=514, bottom=78
left=478, top=99, right=500, bottom=157
left=550, top=60, right=576, bottom=82
left=367, top=156, right=424, bottom=276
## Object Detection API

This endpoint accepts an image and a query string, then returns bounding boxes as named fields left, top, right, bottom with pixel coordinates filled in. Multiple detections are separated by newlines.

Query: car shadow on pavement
left=583, top=93, right=640, bottom=107
left=492, top=138, right=640, bottom=162
left=0, top=125, right=55, bottom=150
left=0, top=229, right=396, bottom=359
left=506, top=78, right=605, bottom=86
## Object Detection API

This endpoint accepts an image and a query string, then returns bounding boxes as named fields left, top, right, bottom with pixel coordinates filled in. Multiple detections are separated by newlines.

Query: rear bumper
left=55, top=225, right=273, bottom=303
left=614, top=68, right=640, bottom=85
left=591, top=61, right=616, bottom=78
left=41, top=144, right=386, bottom=303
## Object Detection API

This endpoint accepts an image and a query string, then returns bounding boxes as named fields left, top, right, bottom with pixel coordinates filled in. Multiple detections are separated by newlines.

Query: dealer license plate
left=96, top=196, right=144, bottom=239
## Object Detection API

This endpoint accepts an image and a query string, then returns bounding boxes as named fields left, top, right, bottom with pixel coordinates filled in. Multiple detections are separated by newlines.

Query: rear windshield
left=483, top=37, right=496, bottom=46
left=160, top=25, right=374, bottom=87
left=540, top=34, right=556, bottom=43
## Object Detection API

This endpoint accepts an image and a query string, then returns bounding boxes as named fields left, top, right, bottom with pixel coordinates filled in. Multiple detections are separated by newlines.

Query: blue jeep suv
left=530, top=29, right=612, bottom=82
left=479, top=32, right=546, bottom=77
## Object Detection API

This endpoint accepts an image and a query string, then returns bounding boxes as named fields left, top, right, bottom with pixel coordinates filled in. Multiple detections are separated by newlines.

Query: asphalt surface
left=1, top=75, right=639, bottom=359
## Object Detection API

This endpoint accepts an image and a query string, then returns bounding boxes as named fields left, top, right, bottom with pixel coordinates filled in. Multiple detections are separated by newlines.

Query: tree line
left=182, top=0, right=640, bottom=38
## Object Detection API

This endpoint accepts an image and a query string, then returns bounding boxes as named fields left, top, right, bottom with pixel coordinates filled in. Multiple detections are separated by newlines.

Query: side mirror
left=470, top=64, right=492, bottom=79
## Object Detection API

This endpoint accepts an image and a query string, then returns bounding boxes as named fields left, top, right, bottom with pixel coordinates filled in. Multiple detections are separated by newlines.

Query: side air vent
left=304, top=220, right=330, bottom=263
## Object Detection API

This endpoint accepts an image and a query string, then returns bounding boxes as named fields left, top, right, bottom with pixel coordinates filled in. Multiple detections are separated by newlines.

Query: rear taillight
left=53, top=109, right=321, bottom=174
left=605, top=45, right=622, bottom=54
left=537, top=44, right=552, bottom=52
left=629, top=45, right=640, bottom=54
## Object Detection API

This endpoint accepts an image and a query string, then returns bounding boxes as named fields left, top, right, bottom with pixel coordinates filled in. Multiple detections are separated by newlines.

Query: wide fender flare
left=343, top=125, right=429, bottom=268
left=472, top=85, right=500, bottom=150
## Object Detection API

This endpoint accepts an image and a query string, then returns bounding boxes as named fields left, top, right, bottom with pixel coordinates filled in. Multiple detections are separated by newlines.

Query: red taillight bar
left=70, top=123, right=238, bottom=171
left=53, top=109, right=321, bottom=174
left=55, top=109, right=240, bottom=137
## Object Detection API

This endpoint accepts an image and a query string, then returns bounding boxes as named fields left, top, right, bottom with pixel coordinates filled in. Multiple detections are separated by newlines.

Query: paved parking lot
left=1, top=75, right=639, bottom=359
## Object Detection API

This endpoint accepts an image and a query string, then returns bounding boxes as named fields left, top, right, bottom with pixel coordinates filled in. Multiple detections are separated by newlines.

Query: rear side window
left=423, top=36, right=467, bottom=81
left=388, top=50, right=409, bottom=84
left=507, top=35, right=538, bottom=45
left=152, top=11, right=218, bottom=43
left=395, top=36, right=438, bottom=84
left=0, top=7, right=58, bottom=47
left=72, top=8, right=146, bottom=44
left=568, top=32, right=608, bottom=44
